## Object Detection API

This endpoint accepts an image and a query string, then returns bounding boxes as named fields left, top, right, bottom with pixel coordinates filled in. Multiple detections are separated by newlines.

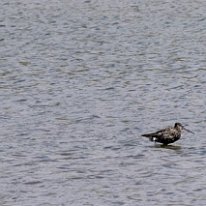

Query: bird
left=142, top=122, right=193, bottom=145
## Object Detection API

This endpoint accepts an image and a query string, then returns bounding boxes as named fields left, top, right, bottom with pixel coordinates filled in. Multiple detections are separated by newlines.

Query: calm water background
left=0, top=0, right=206, bottom=205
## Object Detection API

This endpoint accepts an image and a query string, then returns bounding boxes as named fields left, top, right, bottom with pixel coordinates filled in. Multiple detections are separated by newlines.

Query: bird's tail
left=142, top=133, right=152, bottom=137
left=142, top=133, right=156, bottom=142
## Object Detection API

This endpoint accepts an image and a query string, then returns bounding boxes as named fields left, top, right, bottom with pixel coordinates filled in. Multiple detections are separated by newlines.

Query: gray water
left=1, top=0, right=206, bottom=205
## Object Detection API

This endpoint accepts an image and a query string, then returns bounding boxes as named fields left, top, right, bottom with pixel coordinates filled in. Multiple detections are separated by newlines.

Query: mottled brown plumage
left=142, top=122, right=193, bottom=145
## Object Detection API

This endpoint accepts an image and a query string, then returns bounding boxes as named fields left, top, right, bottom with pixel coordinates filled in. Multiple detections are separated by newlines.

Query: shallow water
left=1, top=0, right=206, bottom=205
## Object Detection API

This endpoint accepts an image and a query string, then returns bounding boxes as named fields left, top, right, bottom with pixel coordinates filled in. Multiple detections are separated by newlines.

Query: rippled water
left=1, top=0, right=206, bottom=205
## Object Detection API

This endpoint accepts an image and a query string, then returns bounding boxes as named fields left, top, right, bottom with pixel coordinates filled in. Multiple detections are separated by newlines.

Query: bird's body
left=142, top=122, right=192, bottom=145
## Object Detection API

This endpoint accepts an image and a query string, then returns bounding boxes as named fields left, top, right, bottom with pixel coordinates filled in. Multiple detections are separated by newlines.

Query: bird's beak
left=183, top=127, right=194, bottom=134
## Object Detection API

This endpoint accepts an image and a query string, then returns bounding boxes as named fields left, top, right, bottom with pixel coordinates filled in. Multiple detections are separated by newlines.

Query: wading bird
left=142, top=122, right=193, bottom=145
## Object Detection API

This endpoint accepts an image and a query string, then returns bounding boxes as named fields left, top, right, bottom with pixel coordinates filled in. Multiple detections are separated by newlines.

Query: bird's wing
left=142, top=127, right=175, bottom=138
left=149, top=127, right=175, bottom=137
left=157, top=128, right=176, bottom=139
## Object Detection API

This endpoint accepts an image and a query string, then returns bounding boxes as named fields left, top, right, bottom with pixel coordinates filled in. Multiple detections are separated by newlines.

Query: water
left=0, top=0, right=206, bottom=205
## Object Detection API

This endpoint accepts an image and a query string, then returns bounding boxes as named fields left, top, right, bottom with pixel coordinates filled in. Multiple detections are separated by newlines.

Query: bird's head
left=174, top=122, right=194, bottom=134
left=174, top=122, right=184, bottom=130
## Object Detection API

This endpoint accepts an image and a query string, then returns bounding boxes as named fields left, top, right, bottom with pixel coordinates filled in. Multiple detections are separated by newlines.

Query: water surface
left=1, top=1, right=206, bottom=205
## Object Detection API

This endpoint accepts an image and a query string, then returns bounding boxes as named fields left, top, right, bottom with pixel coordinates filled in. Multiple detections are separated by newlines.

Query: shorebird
left=142, top=122, right=193, bottom=145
